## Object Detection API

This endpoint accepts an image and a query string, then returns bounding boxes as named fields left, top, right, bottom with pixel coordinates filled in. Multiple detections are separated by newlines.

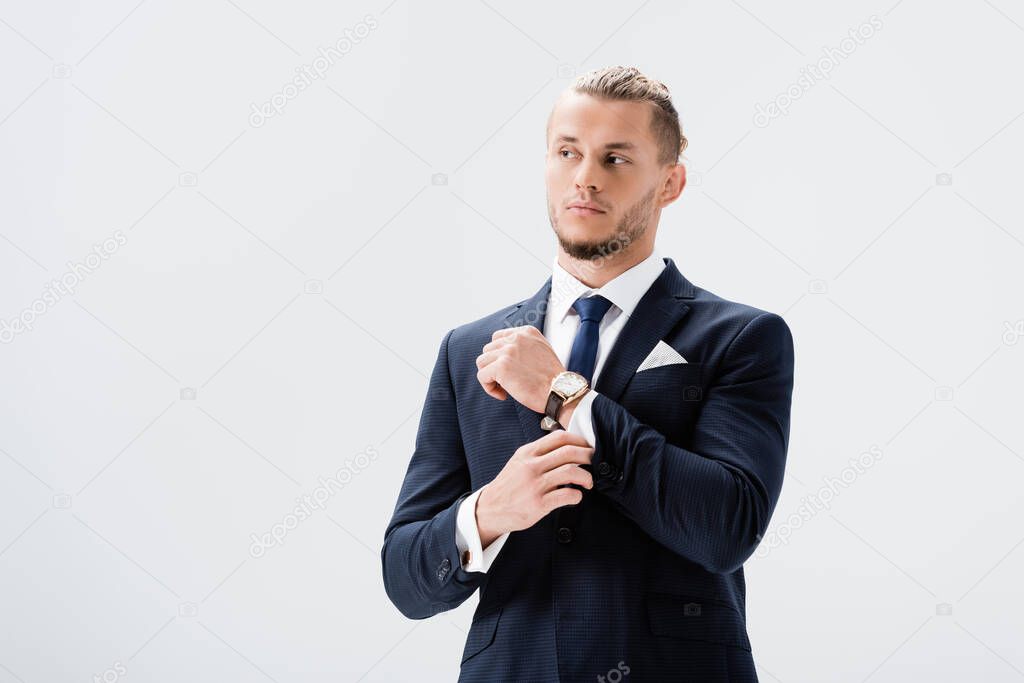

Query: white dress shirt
left=454, top=247, right=667, bottom=572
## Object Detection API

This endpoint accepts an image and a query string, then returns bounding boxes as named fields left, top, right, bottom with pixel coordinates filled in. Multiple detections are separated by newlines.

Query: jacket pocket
left=460, top=606, right=502, bottom=664
left=627, top=361, right=705, bottom=400
left=645, top=591, right=751, bottom=651
left=622, top=363, right=706, bottom=437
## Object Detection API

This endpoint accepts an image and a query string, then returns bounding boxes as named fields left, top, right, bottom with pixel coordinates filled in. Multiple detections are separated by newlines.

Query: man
left=381, top=65, right=794, bottom=682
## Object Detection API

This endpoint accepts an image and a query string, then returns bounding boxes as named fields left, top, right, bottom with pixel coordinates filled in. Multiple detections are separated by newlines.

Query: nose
left=574, top=157, right=601, bottom=193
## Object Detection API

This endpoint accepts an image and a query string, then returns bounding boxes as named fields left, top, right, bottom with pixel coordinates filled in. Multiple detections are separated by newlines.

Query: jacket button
left=557, top=527, right=573, bottom=543
left=597, top=462, right=611, bottom=476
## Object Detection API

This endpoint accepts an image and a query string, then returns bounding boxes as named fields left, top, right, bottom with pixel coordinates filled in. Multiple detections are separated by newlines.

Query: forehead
left=547, top=92, right=656, bottom=152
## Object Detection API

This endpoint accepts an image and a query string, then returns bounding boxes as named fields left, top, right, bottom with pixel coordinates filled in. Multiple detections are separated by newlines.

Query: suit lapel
left=502, top=257, right=696, bottom=444
left=592, top=257, right=695, bottom=404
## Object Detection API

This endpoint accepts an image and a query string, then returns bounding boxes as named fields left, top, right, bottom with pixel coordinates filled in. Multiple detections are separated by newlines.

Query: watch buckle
left=540, top=416, right=561, bottom=431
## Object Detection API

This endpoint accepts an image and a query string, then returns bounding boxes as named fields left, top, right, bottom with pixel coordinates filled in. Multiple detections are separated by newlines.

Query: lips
left=568, top=206, right=604, bottom=216
left=567, top=201, right=605, bottom=213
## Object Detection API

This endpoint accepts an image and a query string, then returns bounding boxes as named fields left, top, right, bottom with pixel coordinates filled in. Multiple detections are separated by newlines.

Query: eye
left=559, top=149, right=577, bottom=159
left=607, top=155, right=628, bottom=165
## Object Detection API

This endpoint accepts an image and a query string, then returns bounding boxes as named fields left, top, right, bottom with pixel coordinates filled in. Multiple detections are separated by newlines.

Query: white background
left=2, top=1, right=1023, bottom=681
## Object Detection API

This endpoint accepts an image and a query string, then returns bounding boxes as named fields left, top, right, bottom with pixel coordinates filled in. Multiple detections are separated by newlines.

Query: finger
left=491, top=327, right=520, bottom=341
left=492, top=325, right=540, bottom=343
left=481, top=336, right=513, bottom=354
left=483, top=383, right=508, bottom=400
left=528, top=428, right=591, bottom=455
left=536, top=443, right=594, bottom=471
left=542, top=486, right=583, bottom=512
left=476, top=365, right=508, bottom=400
left=475, top=348, right=503, bottom=370
left=475, top=355, right=504, bottom=385
left=541, top=462, right=594, bottom=491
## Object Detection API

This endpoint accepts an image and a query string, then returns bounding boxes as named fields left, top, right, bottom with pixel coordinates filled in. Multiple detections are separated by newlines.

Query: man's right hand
left=475, top=430, right=594, bottom=548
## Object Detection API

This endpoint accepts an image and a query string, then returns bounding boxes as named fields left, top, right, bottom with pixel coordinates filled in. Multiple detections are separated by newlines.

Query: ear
left=660, top=163, right=686, bottom=206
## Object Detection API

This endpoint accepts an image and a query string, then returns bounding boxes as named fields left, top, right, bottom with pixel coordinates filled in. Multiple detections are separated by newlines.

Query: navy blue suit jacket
left=382, top=257, right=795, bottom=682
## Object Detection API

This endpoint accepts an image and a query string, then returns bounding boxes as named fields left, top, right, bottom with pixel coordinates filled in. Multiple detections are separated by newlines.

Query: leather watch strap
left=543, top=390, right=565, bottom=429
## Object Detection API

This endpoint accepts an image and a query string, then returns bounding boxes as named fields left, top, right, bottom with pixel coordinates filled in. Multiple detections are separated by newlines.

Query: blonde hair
left=560, top=65, right=687, bottom=165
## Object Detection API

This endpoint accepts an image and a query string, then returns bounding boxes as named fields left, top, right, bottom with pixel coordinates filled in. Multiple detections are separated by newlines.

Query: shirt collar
left=549, top=247, right=666, bottom=324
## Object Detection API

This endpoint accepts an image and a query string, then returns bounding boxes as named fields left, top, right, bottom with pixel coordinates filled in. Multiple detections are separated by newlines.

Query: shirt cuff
left=566, top=389, right=599, bottom=447
left=455, top=487, right=510, bottom=573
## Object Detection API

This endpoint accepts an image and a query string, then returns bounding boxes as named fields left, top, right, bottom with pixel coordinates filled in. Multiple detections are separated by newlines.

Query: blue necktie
left=567, top=295, right=614, bottom=384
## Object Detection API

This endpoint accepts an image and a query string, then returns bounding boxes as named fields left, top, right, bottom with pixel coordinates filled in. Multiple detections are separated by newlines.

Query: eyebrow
left=555, top=135, right=636, bottom=151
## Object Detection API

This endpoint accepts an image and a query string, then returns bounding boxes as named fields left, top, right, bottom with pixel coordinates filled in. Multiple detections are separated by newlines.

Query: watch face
left=554, top=372, right=587, bottom=396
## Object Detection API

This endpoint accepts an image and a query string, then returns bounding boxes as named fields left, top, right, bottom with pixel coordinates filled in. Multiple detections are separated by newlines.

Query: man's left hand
left=476, top=326, right=564, bottom=413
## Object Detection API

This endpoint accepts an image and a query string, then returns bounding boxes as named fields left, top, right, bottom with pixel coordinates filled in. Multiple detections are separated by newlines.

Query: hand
left=475, top=430, right=594, bottom=547
left=476, top=326, right=565, bottom=413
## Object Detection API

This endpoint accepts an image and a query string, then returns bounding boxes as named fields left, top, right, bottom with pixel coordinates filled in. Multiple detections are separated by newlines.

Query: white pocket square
left=636, top=340, right=688, bottom=373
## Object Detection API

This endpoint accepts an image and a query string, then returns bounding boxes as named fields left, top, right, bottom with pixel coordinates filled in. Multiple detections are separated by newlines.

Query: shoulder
left=684, top=279, right=793, bottom=356
left=442, top=297, right=530, bottom=361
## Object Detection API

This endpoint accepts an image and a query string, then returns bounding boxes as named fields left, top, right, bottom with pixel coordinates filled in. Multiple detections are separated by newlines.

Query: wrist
left=476, top=485, right=502, bottom=549
left=557, top=401, right=576, bottom=427
left=546, top=371, right=589, bottom=429
left=557, top=386, right=588, bottom=427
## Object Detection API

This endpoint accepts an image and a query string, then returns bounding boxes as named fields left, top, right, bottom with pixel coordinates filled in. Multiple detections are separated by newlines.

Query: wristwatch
left=540, top=371, right=590, bottom=431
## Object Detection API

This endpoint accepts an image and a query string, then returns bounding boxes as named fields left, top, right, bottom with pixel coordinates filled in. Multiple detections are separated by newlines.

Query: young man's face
left=545, top=91, right=684, bottom=261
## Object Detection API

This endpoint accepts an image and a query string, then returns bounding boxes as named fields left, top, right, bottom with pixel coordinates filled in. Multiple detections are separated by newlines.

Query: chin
left=562, top=216, right=609, bottom=236
left=561, top=212, right=607, bottom=231
left=556, top=226, right=623, bottom=259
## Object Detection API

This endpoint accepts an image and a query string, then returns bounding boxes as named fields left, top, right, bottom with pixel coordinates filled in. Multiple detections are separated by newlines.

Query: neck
left=556, top=242, right=654, bottom=289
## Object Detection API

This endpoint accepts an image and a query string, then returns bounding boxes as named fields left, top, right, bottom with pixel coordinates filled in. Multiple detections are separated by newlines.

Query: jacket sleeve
left=589, top=312, right=795, bottom=574
left=381, top=328, right=488, bottom=619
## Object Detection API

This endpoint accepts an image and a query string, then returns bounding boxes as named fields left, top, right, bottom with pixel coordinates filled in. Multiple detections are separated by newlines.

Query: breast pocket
left=621, top=362, right=706, bottom=438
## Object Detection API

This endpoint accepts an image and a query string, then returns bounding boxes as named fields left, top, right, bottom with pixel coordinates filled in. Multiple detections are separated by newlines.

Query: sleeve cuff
left=455, top=487, right=510, bottom=573
left=566, top=389, right=599, bottom=447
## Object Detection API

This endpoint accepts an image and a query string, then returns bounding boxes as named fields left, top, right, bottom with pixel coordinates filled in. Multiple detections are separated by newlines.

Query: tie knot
left=573, top=294, right=613, bottom=323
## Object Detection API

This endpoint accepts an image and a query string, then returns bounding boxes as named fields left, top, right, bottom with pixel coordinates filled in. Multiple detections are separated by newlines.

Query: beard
left=549, top=186, right=656, bottom=261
